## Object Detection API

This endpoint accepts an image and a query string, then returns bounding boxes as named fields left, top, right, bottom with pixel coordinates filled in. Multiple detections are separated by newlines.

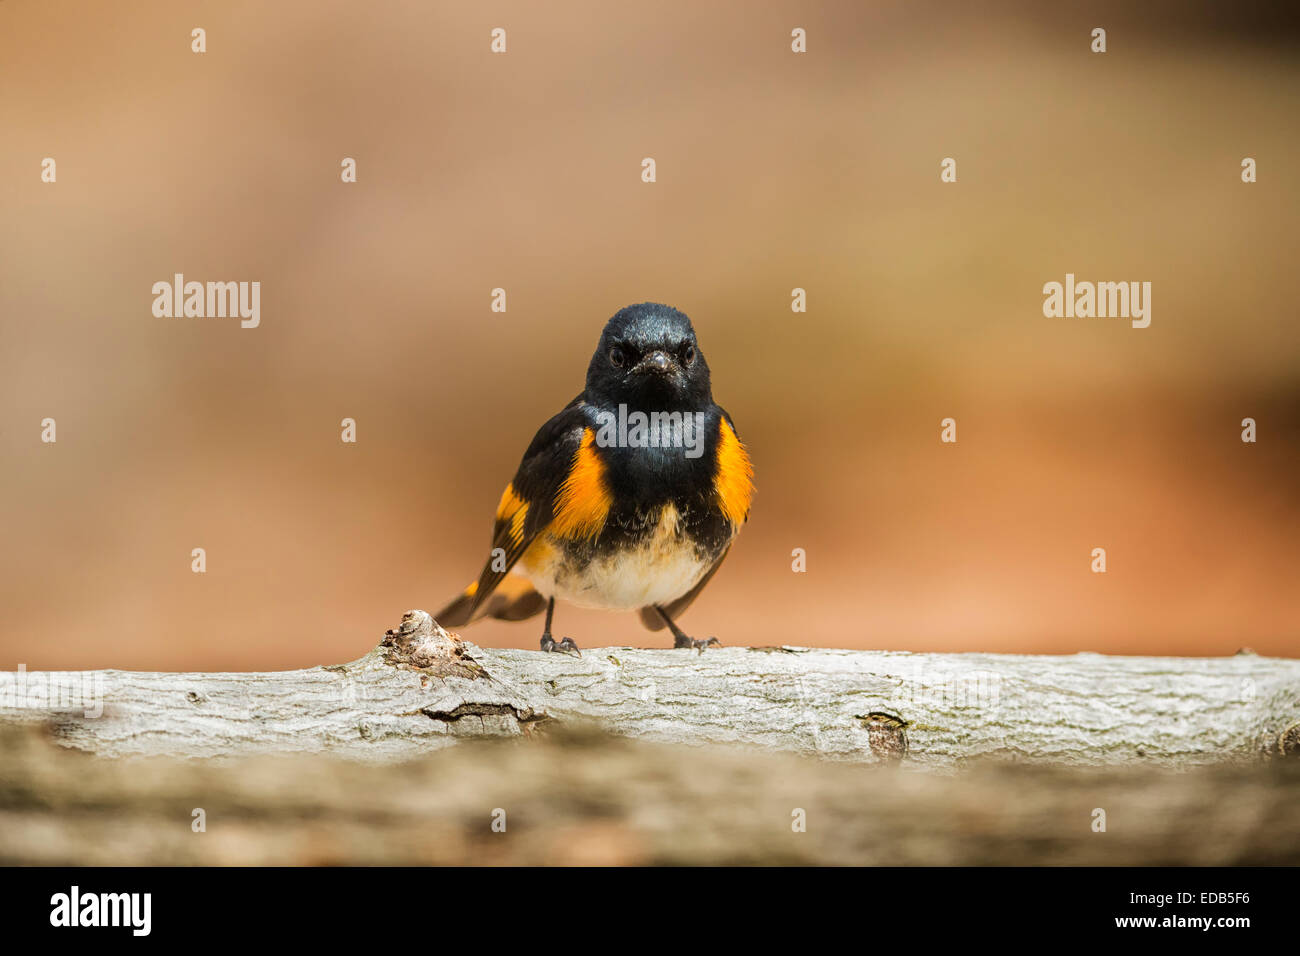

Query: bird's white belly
left=552, top=544, right=709, bottom=610
left=518, top=504, right=710, bottom=610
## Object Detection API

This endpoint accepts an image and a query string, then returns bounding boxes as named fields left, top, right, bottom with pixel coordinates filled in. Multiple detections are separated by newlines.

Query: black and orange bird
left=437, top=302, right=753, bottom=654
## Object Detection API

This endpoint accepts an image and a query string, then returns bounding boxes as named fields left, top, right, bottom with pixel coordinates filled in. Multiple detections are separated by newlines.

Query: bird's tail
left=435, top=574, right=547, bottom=627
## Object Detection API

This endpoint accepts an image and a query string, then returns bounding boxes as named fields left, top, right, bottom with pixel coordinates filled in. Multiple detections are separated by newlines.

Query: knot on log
left=380, top=610, right=485, bottom=679
left=1280, top=720, right=1300, bottom=759
left=857, top=712, right=910, bottom=762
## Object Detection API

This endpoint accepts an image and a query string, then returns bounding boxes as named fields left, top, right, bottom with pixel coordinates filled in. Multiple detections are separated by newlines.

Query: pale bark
left=3, top=610, right=1296, bottom=769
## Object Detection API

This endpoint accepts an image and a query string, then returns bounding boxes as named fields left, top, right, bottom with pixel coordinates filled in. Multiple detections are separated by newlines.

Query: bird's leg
left=655, top=606, right=719, bottom=652
left=539, top=597, right=580, bottom=656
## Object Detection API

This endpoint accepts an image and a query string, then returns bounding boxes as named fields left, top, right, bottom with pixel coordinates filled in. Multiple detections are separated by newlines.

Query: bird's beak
left=632, top=350, right=674, bottom=376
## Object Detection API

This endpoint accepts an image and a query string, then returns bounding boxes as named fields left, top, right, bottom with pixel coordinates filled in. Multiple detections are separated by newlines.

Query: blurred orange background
left=2, top=0, right=1297, bottom=670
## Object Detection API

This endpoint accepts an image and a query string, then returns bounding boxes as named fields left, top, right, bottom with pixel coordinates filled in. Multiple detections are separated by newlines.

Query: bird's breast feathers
left=515, top=414, right=752, bottom=611
left=519, top=501, right=714, bottom=609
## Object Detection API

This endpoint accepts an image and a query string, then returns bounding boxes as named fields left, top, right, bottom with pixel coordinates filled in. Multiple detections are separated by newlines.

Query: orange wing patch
left=714, top=418, right=753, bottom=527
left=550, top=428, right=612, bottom=540
left=496, top=483, right=529, bottom=545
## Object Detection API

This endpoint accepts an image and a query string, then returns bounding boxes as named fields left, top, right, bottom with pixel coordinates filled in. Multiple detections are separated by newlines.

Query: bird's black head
left=585, top=303, right=712, bottom=410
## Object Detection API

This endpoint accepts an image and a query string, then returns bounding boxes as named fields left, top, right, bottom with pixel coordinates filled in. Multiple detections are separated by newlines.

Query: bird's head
left=585, top=303, right=712, bottom=409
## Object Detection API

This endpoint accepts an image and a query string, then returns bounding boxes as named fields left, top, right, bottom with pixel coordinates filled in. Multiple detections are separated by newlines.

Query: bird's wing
left=437, top=401, right=591, bottom=625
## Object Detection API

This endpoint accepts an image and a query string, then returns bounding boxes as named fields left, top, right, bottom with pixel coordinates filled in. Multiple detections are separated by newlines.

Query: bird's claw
left=674, top=635, right=720, bottom=653
left=540, top=634, right=581, bottom=657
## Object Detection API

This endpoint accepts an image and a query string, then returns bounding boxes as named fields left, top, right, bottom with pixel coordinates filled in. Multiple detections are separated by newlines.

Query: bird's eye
left=682, top=344, right=696, bottom=365
left=608, top=346, right=625, bottom=368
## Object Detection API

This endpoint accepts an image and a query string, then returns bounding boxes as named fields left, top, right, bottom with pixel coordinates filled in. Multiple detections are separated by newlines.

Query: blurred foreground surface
left=2, top=723, right=1297, bottom=865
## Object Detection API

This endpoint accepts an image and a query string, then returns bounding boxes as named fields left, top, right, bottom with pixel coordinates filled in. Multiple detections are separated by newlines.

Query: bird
left=436, top=302, right=753, bottom=654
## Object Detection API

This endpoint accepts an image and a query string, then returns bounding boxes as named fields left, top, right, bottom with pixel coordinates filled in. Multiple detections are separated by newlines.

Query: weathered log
left=2, top=610, right=1296, bottom=769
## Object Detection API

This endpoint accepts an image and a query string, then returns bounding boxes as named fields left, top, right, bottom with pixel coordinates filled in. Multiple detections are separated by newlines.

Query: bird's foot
left=540, top=633, right=581, bottom=657
left=673, top=634, right=720, bottom=653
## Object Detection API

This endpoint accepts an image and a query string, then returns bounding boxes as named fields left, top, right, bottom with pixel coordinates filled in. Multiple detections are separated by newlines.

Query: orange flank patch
left=551, top=429, right=612, bottom=540
left=519, top=535, right=555, bottom=572
left=714, top=418, right=753, bottom=526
